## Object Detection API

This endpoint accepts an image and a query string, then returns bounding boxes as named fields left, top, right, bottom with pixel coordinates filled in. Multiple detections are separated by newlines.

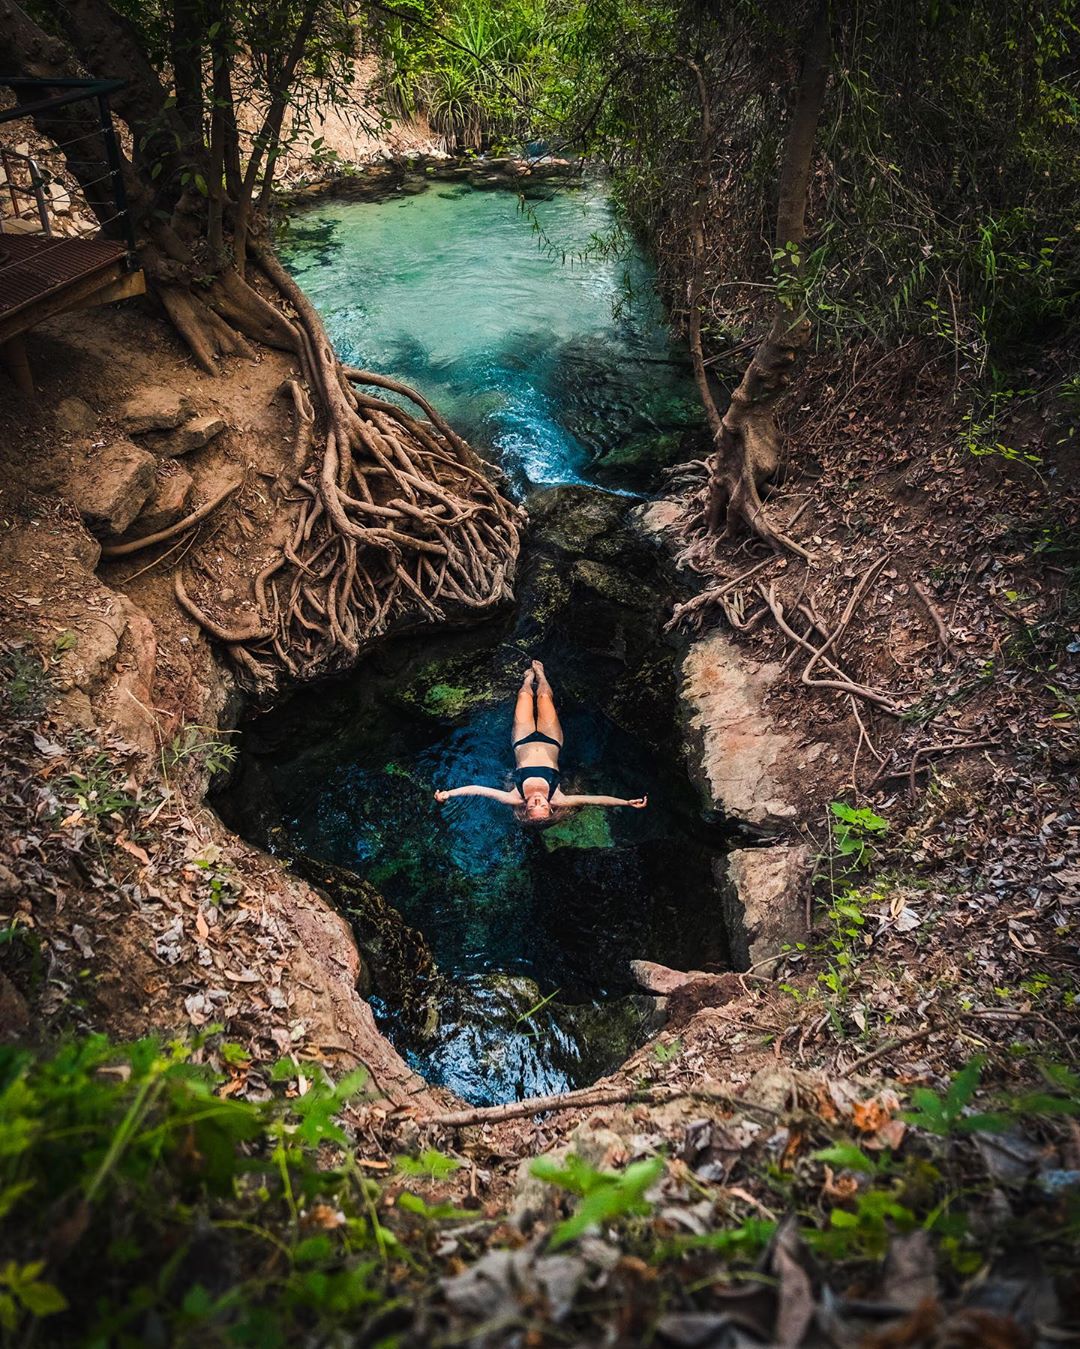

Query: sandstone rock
left=629, top=959, right=712, bottom=995
left=723, top=844, right=812, bottom=975
left=633, top=496, right=684, bottom=541
left=96, top=595, right=159, bottom=756
left=121, top=385, right=195, bottom=435
left=666, top=973, right=743, bottom=1027
left=143, top=413, right=227, bottom=457
left=55, top=396, right=97, bottom=436
left=572, top=559, right=646, bottom=608
left=132, top=464, right=193, bottom=534
left=679, top=630, right=823, bottom=827
left=512, top=1123, right=630, bottom=1231
left=66, top=440, right=157, bottom=537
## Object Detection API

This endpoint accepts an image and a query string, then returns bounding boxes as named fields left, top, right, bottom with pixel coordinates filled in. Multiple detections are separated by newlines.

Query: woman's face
left=525, top=793, right=552, bottom=821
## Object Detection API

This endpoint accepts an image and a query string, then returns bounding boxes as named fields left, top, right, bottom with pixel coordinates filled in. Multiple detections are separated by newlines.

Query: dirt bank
left=0, top=299, right=442, bottom=1109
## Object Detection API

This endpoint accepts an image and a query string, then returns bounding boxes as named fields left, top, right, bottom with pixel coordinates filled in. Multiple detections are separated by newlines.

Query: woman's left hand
left=627, top=796, right=648, bottom=809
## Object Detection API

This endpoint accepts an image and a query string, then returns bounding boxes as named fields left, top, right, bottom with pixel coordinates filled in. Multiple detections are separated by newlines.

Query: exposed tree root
left=168, top=247, right=522, bottom=694
left=100, top=478, right=243, bottom=558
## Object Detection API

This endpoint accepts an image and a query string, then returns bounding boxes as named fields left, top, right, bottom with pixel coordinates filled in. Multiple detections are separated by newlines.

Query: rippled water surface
left=220, top=179, right=726, bottom=1105
left=279, top=177, right=702, bottom=489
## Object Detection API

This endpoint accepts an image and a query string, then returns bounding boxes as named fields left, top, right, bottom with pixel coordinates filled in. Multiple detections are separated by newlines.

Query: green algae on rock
left=541, top=807, right=614, bottom=852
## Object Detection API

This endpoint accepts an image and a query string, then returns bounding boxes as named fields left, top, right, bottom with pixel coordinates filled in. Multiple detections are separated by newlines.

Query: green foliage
left=829, top=802, right=888, bottom=869
left=903, top=1057, right=1080, bottom=1136
left=64, top=755, right=139, bottom=822
left=375, top=0, right=578, bottom=152
left=161, top=724, right=238, bottom=782
left=811, top=1188, right=916, bottom=1261
left=0, top=646, right=51, bottom=722
left=658, top=1217, right=776, bottom=1261
left=529, top=1152, right=664, bottom=1248
left=0, top=1033, right=435, bottom=1344
left=903, top=1058, right=1007, bottom=1135
left=395, top=1147, right=461, bottom=1180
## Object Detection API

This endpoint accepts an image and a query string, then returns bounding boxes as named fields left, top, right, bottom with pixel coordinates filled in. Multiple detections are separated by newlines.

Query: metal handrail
left=0, top=77, right=136, bottom=262
left=0, top=147, right=53, bottom=236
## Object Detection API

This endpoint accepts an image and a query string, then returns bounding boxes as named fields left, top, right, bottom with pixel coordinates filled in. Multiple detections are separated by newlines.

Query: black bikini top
left=513, top=763, right=562, bottom=798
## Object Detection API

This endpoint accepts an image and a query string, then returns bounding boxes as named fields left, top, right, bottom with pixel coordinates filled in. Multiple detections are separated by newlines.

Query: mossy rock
left=525, top=485, right=628, bottom=563
left=572, top=559, right=653, bottom=609
left=519, top=557, right=573, bottom=630
left=391, top=656, right=504, bottom=721
left=422, top=683, right=472, bottom=718
left=541, top=807, right=613, bottom=852
left=592, top=431, right=687, bottom=481
left=288, top=854, right=439, bottom=1037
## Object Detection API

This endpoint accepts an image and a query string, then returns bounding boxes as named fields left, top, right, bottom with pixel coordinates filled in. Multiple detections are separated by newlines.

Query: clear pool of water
left=278, top=176, right=702, bottom=490
left=220, top=177, right=727, bottom=1105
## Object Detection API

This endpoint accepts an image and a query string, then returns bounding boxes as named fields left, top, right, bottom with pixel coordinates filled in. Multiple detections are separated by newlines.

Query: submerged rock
left=541, top=807, right=613, bottom=852
left=525, top=485, right=631, bottom=564
left=422, top=971, right=664, bottom=1106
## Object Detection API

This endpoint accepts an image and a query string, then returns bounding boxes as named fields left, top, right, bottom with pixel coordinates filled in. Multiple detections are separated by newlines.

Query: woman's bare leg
left=532, top=660, right=564, bottom=744
left=512, top=666, right=537, bottom=744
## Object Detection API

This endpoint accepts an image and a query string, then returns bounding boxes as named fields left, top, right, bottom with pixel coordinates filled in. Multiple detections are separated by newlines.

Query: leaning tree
left=0, top=0, right=521, bottom=691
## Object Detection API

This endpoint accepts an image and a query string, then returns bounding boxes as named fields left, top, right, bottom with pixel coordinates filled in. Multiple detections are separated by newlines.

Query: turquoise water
left=220, top=180, right=727, bottom=1105
left=279, top=178, right=702, bottom=490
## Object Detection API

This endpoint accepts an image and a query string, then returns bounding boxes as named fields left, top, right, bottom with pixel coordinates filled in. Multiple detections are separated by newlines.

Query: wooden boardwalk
left=0, top=233, right=144, bottom=395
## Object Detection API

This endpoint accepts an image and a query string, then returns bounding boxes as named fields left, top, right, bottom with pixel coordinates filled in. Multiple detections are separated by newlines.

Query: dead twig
left=913, top=578, right=955, bottom=660
left=427, top=1080, right=782, bottom=1130
left=840, top=1026, right=936, bottom=1077
left=100, top=478, right=243, bottom=558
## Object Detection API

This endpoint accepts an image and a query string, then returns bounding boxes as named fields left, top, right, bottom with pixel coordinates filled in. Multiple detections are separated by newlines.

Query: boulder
left=120, top=385, right=195, bottom=435
left=679, top=630, right=823, bottom=827
left=66, top=440, right=157, bottom=537
left=525, top=485, right=632, bottom=564
left=143, top=413, right=227, bottom=457
left=722, top=844, right=812, bottom=975
left=630, top=959, right=712, bottom=995
left=132, top=464, right=193, bottom=534
left=55, top=396, right=97, bottom=436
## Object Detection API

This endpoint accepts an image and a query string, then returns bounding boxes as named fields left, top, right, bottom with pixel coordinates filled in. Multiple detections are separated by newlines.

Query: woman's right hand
left=434, top=789, right=449, bottom=803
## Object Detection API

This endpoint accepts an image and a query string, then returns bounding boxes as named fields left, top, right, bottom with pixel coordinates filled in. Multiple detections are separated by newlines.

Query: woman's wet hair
left=512, top=802, right=572, bottom=829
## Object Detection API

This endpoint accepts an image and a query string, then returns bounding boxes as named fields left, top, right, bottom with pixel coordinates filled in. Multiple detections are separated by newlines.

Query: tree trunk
left=699, top=2, right=831, bottom=555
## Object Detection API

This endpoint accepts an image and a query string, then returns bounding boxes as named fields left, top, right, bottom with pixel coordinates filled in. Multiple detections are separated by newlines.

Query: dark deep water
left=215, top=176, right=732, bottom=1105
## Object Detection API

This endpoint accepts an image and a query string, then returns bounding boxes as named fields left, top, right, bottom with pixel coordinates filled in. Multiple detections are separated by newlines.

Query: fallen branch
left=913, top=578, right=955, bottom=659
left=840, top=1026, right=936, bottom=1077
left=427, top=1080, right=782, bottom=1130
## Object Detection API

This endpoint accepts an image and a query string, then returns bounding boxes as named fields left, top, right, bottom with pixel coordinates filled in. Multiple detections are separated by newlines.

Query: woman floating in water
left=434, top=661, right=648, bottom=823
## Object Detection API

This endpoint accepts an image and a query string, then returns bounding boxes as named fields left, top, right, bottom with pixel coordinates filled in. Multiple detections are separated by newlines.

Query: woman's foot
left=520, top=666, right=536, bottom=691
left=531, top=659, right=550, bottom=691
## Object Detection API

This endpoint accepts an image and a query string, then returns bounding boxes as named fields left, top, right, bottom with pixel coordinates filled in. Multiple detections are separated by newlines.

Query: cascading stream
left=217, top=171, right=735, bottom=1106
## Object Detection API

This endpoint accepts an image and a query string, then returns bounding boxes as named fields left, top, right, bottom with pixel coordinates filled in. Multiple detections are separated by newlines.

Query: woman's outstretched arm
left=556, top=793, right=648, bottom=809
left=434, top=785, right=519, bottom=805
